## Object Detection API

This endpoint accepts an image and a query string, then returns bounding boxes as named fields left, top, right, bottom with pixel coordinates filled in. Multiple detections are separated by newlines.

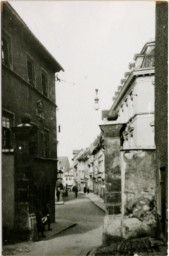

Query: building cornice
left=120, top=147, right=156, bottom=151
left=110, top=67, right=155, bottom=111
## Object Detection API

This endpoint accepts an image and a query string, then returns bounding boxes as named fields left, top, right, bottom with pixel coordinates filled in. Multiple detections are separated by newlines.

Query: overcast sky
left=10, top=1, right=155, bottom=163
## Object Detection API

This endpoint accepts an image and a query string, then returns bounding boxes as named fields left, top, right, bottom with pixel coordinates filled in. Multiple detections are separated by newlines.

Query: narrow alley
left=2, top=2, right=168, bottom=256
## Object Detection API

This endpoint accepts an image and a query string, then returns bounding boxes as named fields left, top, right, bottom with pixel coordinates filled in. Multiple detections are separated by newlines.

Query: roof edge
left=3, top=2, right=64, bottom=72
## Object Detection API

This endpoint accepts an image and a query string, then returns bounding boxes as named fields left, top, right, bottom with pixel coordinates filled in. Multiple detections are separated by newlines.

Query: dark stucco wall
left=2, top=153, right=15, bottom=229
left=155, top=1, right=168, bottom=239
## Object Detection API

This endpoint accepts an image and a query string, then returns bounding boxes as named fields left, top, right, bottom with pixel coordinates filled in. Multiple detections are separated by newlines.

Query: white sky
left=10, top=1, right=155, bottom=162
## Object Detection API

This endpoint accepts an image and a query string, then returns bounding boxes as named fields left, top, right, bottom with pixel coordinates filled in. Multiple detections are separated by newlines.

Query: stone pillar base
left=103, top=215, right=123, bottom=245
left=102, top=215, right=156, bottom=246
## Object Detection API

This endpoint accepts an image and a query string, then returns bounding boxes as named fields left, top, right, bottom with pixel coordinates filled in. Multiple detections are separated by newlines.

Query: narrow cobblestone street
left=3, top=193, right=104, bottom=256
left=2, top=2, right=168, bottom=256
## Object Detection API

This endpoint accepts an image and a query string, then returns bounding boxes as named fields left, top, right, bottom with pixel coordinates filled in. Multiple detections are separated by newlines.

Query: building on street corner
left=90, top=135, right=105, bottom=199
left=57, top=156, right=70, bottom=186
left=100, top=41, right=156, bottom=244
left=72, top=135, right=105, bottom=197
left=2, top=2, right=63, bottom=241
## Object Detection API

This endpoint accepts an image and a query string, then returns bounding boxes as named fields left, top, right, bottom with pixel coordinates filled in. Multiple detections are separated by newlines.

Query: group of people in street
left=84, top=186, right=90, bottom=194
left=56, top=183, right=64, bottom=201
left=56, top=183, right=79, bottom=200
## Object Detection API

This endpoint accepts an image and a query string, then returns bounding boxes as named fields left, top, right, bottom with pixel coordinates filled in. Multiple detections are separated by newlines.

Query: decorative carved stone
left=36, top=100, right=45, bottom=121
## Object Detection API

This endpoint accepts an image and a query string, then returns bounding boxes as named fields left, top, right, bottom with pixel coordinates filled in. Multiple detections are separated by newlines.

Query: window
left=142, top=46, right=155, bottom=68
left=2, top=113, right=13, bottom=149
left=2, top=38, right=9, bottom=66
left=38, top=129, right=49, bottom=158
left=2, top=34, right=12, bottom=67
left=41, top=71, right=48, bottom=97
left=27, top=57, right=35, bottom=86
left=44, top=130, right=49, bottom=157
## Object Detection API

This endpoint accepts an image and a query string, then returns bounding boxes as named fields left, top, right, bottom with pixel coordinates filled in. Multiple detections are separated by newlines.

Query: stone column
left=100, top=123, right=123, bottom=245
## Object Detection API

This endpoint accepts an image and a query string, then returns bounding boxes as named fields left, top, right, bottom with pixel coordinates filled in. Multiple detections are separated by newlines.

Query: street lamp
left=94, top=89, right=99, bottom=111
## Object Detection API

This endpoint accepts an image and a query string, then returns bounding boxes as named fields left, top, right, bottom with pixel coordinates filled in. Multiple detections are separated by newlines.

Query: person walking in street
left=56, top=187, right=60, bottom=201
left=36, top=209, right=46, bottom=239
left=84, top=186, right=87, bottom=193
left=73, top=185, right=78, bottom=198
left=43, top=203, right=52, bottom=231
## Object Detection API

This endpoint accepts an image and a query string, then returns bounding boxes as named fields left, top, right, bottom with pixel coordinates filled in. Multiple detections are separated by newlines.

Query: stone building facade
left=72, top=135, right=105, bottom=197
left=2, top=2, right=63, bottom=241
left=90, top=136, right=105, bottom=198
left=100, top=41, right=156, bottom=244
left=73, top=149, right=90, bottom=192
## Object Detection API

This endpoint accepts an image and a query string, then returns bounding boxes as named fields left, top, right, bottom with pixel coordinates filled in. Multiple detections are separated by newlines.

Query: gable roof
left=3, top=2, right=64, bottom=72
left=58, top=157, right=70, bottom=172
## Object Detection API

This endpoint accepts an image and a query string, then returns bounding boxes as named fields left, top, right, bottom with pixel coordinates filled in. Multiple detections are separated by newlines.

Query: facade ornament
left=36, top=100, right=45, bottom=121
left=125, top=98, right=128, bottom=107
left=121, top=78, right=126, bottom=84
left=129, top=62, right=135, bottom=70
left=124, top=72, right=130, bottom=78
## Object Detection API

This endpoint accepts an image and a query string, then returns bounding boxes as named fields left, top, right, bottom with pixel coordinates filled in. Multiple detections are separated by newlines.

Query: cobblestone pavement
left=3, top=193, right=104, bottom=256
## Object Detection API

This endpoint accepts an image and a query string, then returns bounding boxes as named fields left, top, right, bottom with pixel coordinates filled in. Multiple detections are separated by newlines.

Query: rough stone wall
left=104, top=137, right=121, bottom=215
left=102, top=122, right=157, bottom=244
left=100, top=124, right=123, bottom=245
left=122, top=150, right=156, bottom=237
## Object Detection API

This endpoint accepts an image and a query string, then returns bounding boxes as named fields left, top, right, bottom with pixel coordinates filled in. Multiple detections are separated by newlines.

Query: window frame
left=38, top=128, right=49, bottom=158
left=44, top=128, right=49, bottom=158
left=41, top=69, right=49, bottom=97
left=2, top=31, right=12, bottom=69
left=2, top=109, right=15, bottom=150
left=26, top=54, right=35, bottom=87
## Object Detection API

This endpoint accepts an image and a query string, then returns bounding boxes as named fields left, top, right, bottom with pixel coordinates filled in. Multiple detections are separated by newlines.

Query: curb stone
left=86, top=195, right=105, bottom=213
left=86, top=248, right=98, bottom=256
left=48, top=223, right=77, bottom=239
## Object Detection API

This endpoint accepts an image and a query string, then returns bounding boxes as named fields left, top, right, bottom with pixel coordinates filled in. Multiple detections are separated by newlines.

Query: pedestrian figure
left=84, top=186, right=87, bottom=193
left=87, top=188, right=90, bottom=193
left=56, top=187, right=60, bottom=201
left=66, top=184, right=68, bottom=197
left=36, top=209, right=46, bottom=239
left=43, top=203, right=52, bottom=231
left=73, top=185, right=78, bottom=198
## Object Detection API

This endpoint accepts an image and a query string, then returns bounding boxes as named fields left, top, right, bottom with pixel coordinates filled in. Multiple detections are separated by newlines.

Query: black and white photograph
left=1, top=1, right=168, bottom=255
